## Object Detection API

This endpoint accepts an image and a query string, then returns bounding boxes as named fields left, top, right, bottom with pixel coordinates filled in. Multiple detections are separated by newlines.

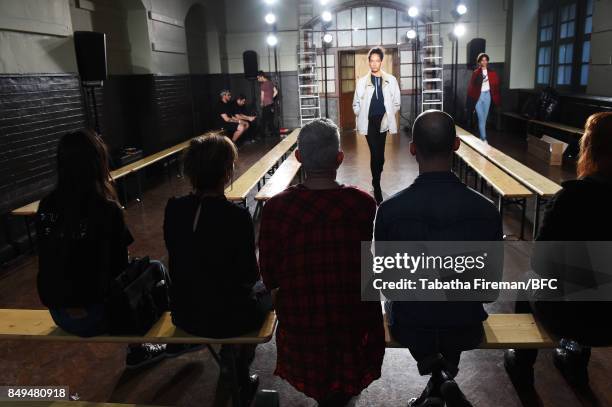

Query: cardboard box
left=527, top=134, right=568, bottom=166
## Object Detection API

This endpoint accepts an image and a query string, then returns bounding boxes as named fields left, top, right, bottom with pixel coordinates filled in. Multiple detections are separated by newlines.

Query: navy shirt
left=369, top=74, right=386, bottom=117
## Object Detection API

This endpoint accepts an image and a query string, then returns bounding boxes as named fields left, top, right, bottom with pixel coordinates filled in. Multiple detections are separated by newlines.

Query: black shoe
left=440, top=380, right=473, bottom=407
left=553, top=346, right=590, bottom=387
left=166, top=343, right=205, bottom=358
left=240, top=374, right=260, bottom=406
left=125, top=343, right=167, bottom=369
left=407, top=396, right=444, bottom=407
left=503, top=349, right=534, bottom=388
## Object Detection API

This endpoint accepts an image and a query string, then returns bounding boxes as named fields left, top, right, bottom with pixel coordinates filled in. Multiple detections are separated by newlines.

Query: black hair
left=412, top=110, right=457, bottom=159
left=477, top=53, right=490, bottom=64
left=257, top=70, right=266, bottom=78
left=236, top=94, right=246, bottom=101
left=368, top=47, right=384, bottom=61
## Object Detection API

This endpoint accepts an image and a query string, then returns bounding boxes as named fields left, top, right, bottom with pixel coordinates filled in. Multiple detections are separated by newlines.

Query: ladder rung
left=299, top=73, right=316, bottom=76
left=300, top=95, right=319, bottom=99
left=423, top=67, right=443, bottom=71
left=424, top=45, right=443, bottom=48
left=423, top=78, right=442, bottom=82
left=423, top=90, right=443, bottom=93
left=423, top=57, right=443, bottom=60
left=300, top=84, right=318, bottom=87
left=423, top=101, right=443, bottom=105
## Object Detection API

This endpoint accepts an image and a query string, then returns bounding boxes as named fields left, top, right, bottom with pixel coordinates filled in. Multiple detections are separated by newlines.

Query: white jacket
left=352, top=70, right=401, bottom=135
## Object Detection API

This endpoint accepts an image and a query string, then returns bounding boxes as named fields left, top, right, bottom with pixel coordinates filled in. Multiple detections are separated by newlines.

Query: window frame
left=534, top=0, right=591, bottom=93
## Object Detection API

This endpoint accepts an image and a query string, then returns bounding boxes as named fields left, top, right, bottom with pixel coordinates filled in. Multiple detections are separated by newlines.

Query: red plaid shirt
left=259, top=184, right=385, bottom=401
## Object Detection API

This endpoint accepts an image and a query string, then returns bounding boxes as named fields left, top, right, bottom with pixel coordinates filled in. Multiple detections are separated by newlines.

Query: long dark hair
left=55, top=129, right=118, bottom=207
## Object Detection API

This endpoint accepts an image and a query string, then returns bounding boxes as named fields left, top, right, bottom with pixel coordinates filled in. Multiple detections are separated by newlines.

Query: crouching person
left=36, top=129, right=169, bottom=369
left=164, top=132, right=271, bottom=405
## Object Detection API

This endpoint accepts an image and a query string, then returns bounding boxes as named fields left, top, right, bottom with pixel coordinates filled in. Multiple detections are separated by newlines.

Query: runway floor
left=1, top=125, right=610, bottom=407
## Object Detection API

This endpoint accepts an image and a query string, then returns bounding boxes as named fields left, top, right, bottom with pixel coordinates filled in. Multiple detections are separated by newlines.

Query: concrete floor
left=0, top=126, right=610, bottom=407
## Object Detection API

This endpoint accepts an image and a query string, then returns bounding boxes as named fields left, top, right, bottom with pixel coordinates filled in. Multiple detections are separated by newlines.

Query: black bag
left=105, top=257, right=170, bottom=335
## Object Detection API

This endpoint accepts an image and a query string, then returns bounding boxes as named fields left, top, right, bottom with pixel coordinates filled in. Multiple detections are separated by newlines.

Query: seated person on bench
left=375, top=111, right=503, bottom=407
left=232, top=94, right=259, bottom=142
left=217, top=90, right=249, bottom=143
left=35, top=129, right=168, bottom=369
left=259, top=119, right=385, bottom=407
left=505, top=112, right=612, bottom=388
left=164, top=132, right=271, bottom=405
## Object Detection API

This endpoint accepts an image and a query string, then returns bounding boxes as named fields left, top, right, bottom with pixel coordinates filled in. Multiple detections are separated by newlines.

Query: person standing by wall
left=257, top=71, right=278, bottom=138
left=352, top=47, right=401, bottom=204
left=466, top=53, right=501, bottom=143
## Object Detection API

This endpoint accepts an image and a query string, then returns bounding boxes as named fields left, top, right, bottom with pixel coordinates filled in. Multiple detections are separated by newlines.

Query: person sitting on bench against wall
left=163, top=132, right=271, bottom=406
left=504, top=112, right=612, bottom=389
left=232, top=94, right=258, bottom=142
left=35, top=129, right=169, bottom=369
left=375, top=111, right=503, bottom=407
left=259, top=119, right=385, bottom=407
left=217, top=89, right=249, bottom=143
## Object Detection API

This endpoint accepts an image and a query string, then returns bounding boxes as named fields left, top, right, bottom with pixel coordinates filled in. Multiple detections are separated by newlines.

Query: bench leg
left=520, top=198, right=527, bottom=241
left=136, top=173, right=143, bottom=203
left=121, top=178, right=129, bottom=207
left=253, top=201, right=263, bottom=220
left=205, top=345, right=243, bottom=407
left=498, top=195, right=504, bottom=219
left=24, top=216, right=34, bottom=252
left=533, top=196, right=542, bottom=240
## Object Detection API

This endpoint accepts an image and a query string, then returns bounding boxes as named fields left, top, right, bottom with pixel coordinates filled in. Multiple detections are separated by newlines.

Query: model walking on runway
left=352, top=47, right=401, bottom=204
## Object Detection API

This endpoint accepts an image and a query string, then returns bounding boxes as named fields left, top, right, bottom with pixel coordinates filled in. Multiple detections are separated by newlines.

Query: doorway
left=338, top=48, right=398, bottom=131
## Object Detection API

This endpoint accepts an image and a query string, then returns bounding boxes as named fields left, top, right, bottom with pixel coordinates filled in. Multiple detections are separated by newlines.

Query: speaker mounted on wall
left=466, top=38, right=486, bottom=69
left=74, top=31, right=108, bottom=85
left=243, top=50, right=259, bottom=80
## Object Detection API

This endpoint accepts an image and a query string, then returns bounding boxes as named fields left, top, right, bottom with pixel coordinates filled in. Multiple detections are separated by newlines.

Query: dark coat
left=375, top=171, right=503, bottom=329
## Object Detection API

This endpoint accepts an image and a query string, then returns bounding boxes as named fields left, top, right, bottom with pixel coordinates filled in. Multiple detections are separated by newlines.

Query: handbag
left=105, top=257, right=170, bottom=335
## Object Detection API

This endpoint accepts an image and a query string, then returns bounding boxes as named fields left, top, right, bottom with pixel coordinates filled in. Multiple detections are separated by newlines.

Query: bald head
left=411, top=110, right=457, bottom=159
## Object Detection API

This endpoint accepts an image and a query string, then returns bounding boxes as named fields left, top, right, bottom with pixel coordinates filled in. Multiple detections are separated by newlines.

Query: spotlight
left=323, top=33, right=333, bottom=43
left=453, top=23, right=466, bottom=37
left=265, top=13, right=276, bottom=25
left=266, top=33, right=278, bottom=46
left=320, top=0, right=329, bottom=4
left=456, top=3, right=468, bottom=15
left=408, top=6, right=419, bottom=18
left=322, top=10, right=332, bottom=22
left=406, top=29, right=417, bottom=39
left=264, top=0, right=275, bottom=4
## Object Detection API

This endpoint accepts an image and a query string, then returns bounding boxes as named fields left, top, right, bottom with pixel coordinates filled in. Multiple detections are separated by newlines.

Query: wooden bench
left=454, top=144, right=533, bottom=239
left=457, top=128, right=562, bottom=239
left=0, top=309, right=277, bottom=407
left=19, top=402, right=166, bottom=407
left=8, top=140, right=192, bottom=250
left=225, top=129, right=299, bottom=207
left=253, top=153, right=302, bottom=218
left=385, top=313, right=556, bottom=349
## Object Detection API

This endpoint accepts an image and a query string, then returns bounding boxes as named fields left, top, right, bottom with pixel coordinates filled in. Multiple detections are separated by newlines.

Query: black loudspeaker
left=74, top=31, right=108, bottom=82
left=467, top=38, right=486, bottom=68
left=243, top=50, right=259, bottom=80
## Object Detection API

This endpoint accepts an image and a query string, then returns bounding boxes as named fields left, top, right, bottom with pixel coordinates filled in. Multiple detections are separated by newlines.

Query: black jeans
left=261, top=104, right=277, bottom=137
left=366, top=114, right=387, bottom=188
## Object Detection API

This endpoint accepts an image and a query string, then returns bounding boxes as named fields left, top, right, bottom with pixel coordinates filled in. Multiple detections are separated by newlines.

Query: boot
left=553, top=340, right=590, bottom=387
left=440, top=379, right=473, bottom=407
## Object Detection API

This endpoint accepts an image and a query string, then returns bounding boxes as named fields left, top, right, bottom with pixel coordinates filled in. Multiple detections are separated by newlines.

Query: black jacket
left=531, top=175, right=612, bottom=345
left=375, top=171, right=503, bottom=328
left=163, top=194, right=261, bottom=337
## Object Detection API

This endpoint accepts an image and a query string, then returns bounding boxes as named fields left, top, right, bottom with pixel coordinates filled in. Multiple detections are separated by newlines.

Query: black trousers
left=365, top=114, right=387, bottom=187
left=261, top=104, right=277, bottom=137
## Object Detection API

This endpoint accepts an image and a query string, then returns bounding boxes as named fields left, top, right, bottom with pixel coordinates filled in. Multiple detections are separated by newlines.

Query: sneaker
left=440, top=380, right=473, bottom=407
left=125, top=343, right=167, bottom=369
left=166, top=343, right=205, bottom=358
left=503, top=349, right=534, bottom=388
